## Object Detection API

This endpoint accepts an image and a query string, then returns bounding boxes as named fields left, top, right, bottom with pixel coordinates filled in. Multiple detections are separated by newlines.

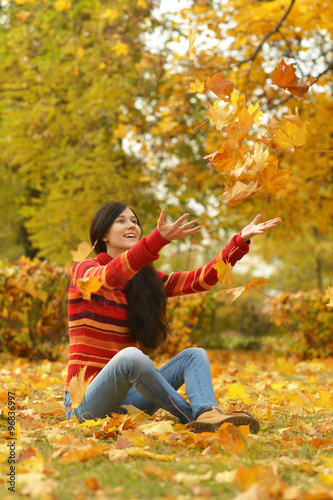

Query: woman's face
left=103, top=207, right=141, bottom=258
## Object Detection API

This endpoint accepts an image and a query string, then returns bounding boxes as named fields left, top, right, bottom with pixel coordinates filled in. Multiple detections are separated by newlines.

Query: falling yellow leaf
left=76, top=276, right=102, bottom=300
left=248, top=101, right=263, bottom=125
left=269, top=108, right=308, bottom=151
left=206, top=102, right=234, bottom=131
left=103, top=8, right=118, bottom=22
left=66, top=366, right=94, bottom=409
left=70, top=241, right=95, bottom=262
left=222, top=181, right=259, bottom=206
left=188, top=26, right=196, bottom=61
left=251, top=143, right=270, bottom=172
left=112, top=43, right=129, bottom=57
left=189, top=78, right=205, bottom=94
left=137, top=0, right=148, bottom=8
left=213, top=258, right=237, bottom=289
left=55, top=0, right=71, bottom=12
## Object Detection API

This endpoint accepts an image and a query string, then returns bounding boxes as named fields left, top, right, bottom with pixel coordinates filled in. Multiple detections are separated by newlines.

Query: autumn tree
left=0, top=0, right=331, bottom=293
left=0, top=0, right=169, bottom=262
left=146, top=0, right=332, bottom=290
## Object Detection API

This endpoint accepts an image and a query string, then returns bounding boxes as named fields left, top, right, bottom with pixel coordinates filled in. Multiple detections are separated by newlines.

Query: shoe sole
left=188, top=415, right=260, bottom=434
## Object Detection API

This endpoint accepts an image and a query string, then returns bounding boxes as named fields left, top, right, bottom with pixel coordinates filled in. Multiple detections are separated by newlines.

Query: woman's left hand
left=240, top=214, right=282, bottom=242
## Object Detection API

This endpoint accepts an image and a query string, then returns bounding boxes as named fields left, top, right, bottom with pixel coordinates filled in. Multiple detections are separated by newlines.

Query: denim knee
left=113, top=347, right=150, bottom=376
left=182, top=347, right=209, bottom=362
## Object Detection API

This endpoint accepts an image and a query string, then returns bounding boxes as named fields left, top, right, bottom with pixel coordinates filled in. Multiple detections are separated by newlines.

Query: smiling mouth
left=124, top=234, right=136, bottom=239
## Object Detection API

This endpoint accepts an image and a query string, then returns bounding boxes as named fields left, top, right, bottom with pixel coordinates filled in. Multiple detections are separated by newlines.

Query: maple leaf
left=224, top=381, right=252, bottom=404
left=222, top=180, right=259, bottom=206
left=224, top=104, right=254, bottom=152
left=212, top=258, right=237, bottom=289
left=272, top=59, right=298, bottom=88
left=77, top=276, right=102, bottom=300
left=204, top=147, right=237, bottom=173
left=188, top=27, right=196, bottom=61
left=257, top=162, right=291, bottom=194
left=263, top=108, right=308, bottom=152
left=66, top=366, right=94, bottom=409
left=272, top=108, right=308, bottom=150
left=217, top=278, right=267, bottom=302
left=248, top=101, right=263, bottom=126
left=230, top=144, right=269, bottom=179
left=205, top=74, right=234, bottom=100
left=272, top=59, right=315, bottom=99
left=189, top=78, right=205, bottom=94
left=139, top=420, right=174, bottom=436
left=205, top=102, right=233, bottom=131
left=70, top=241, right=95, bottom=262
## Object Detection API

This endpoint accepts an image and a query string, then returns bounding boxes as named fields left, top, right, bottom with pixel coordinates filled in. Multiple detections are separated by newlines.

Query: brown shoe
left=188, top=406, right=260, bottom=434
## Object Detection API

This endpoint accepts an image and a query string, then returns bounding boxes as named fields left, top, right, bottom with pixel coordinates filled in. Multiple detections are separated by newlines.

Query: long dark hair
left=90, top=202, right=170, bottom=349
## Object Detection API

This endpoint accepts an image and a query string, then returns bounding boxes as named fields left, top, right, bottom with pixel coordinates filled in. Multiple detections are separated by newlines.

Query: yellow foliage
left=54, top=0, right=71, bottom=12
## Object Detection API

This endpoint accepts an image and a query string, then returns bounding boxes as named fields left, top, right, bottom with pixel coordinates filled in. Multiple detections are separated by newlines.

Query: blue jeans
left=64, top=347, right=218, bottom=424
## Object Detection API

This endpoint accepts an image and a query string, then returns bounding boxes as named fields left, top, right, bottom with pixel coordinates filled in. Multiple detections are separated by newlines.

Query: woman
left=64, top=202, right=281, bottom=433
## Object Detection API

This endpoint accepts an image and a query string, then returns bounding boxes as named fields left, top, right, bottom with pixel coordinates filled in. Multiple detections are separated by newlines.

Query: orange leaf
left=272, top=59, right=315, bottom=99
left=257, top=161, right=291, bottom=194
left=205, top=74, right=234, bottom=100
left=217, top=278, right=267, bottom=302
left=272, top=59, right=298, bottom=88
left=217, top=424, right=247, bottom=455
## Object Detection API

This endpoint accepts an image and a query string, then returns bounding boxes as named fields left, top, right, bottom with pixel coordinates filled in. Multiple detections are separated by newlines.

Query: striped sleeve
left=159, top=233, right=250, bottom=297
left=72, top=228, right=170, bottom=294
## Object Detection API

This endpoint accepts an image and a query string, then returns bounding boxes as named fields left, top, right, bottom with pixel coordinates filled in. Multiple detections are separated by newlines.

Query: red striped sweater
left=65, top=228, right=250, bottom=390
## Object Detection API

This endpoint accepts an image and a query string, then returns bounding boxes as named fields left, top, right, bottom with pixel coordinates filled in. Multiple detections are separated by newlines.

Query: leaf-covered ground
left=1, top=350, right=333, bottom=500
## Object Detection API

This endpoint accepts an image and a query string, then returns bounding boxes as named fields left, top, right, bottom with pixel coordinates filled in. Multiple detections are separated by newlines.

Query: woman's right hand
left=157, top=209, right=201, bottom=242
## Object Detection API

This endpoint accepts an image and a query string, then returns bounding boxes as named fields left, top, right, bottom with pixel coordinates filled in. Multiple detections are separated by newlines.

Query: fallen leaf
left=139, top=420, right=174, bottom=435
left=127, top=448, right=175, bottom=461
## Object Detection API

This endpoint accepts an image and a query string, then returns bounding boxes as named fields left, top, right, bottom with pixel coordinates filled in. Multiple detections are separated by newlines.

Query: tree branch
left=238, top=0, right=296, bottom=68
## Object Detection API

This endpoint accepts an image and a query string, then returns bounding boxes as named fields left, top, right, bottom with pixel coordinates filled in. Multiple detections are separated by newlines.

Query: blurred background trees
left=0, top=0, right=331, bottom=358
